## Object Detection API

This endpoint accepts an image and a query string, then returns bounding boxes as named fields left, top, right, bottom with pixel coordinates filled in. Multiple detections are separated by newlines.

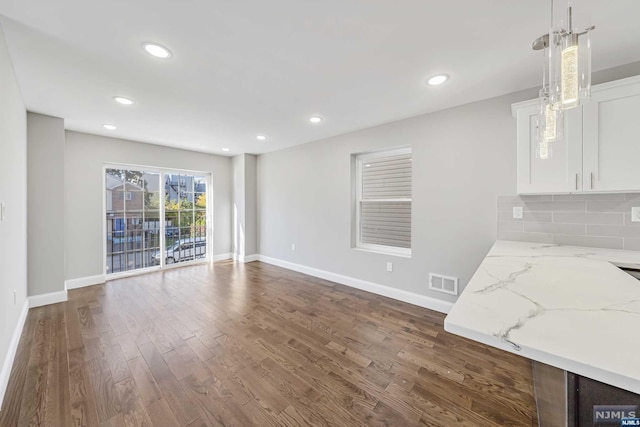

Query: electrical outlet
left=386, top=262, right=393, bottom=272
left=513, top=206, right=523, bottom=219
left=632, top=207, right=640, bottom=222
left=291, top=243, right=296, bottom=251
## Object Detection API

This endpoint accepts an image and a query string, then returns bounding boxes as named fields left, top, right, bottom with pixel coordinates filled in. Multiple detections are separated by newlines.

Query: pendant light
left=533, top=2, right=564, bottom=159
left=548, top=1, right=595, bottom=110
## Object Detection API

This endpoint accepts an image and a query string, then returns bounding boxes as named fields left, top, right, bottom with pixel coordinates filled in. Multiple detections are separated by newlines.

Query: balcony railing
left=106, top=218, right=206, bottom=274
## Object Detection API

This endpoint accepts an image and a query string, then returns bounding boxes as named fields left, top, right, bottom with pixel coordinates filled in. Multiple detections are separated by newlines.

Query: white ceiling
left=1, top=0, right=639, bottom=156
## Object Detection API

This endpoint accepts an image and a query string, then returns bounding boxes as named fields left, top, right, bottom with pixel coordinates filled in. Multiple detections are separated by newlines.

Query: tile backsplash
left=497, top=193, right=640, bottom=251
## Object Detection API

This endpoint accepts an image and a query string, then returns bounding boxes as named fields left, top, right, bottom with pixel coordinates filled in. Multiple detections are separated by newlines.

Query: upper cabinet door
left=516, top=103, right=582, bottom=194
left=583, top=78, right=640, bottom=192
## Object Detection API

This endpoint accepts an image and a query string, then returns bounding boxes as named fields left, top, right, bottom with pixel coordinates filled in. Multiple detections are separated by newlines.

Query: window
left=105, top=167, right=210, bottom=276
left=354, top=148, right=412, bottom=256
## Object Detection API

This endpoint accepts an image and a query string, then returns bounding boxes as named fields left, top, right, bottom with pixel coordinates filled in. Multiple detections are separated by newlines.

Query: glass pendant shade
left=536, top=88, right=560, bottom=160
left=536, top=100, right=553, bottom=160
left=535, top=36, right=564, bottom=156
left=538, top=87, right=564, bottom=145
left=548, top=5, right=593, bottom=111
left=536, top=140, right=552, bottom=160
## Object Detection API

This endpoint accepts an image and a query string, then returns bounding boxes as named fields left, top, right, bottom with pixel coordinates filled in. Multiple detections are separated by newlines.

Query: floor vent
left=429, top=273, right=458, bottom=296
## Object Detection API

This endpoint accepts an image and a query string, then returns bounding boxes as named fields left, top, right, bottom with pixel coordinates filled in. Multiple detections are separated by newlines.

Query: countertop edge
left=444, top=318, right=640, bottom=395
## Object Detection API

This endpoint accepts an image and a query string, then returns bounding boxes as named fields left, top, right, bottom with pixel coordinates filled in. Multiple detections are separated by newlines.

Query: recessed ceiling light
left=113, top=96, right=134, bottom=105
left=103, top=124, right=117, bottom=130
left=427, top=74, right=449, bottom=86
left=256, top=135, right=267, bottom=141
left=142, top=42, right=172, bottom=59
left=309, top=116, right=323, bottom=124
left=222, top=148, right=230, bottom=152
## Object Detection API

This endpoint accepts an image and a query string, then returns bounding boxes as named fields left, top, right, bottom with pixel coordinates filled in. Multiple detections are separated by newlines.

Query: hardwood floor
left=0, top=261, right=538, bottom=426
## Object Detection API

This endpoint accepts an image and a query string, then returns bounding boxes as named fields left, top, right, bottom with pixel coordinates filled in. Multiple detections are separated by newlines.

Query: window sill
left=352, top=247, right=412, bottom=259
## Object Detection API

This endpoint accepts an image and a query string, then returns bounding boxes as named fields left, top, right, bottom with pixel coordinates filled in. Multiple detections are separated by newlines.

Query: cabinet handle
left=590, top=172, right=594, bottom=190
left=575, top=173, right=578, bottom=191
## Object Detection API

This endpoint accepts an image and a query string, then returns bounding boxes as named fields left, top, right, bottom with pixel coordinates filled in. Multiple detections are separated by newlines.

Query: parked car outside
left=165, top=227, right=179, bottom=237
left=152, top=237, right=206, bottom=265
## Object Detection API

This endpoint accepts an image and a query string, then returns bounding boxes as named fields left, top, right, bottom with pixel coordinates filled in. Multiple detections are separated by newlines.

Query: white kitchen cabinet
left=513, top=75, right=640, bottom=194
left=514, top=102, right=582, bottom=194
left=583, top=78, right=640, bottom=192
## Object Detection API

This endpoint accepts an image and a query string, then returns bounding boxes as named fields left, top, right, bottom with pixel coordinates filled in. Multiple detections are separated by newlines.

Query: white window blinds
left=357, top=148, right=412, bottom=252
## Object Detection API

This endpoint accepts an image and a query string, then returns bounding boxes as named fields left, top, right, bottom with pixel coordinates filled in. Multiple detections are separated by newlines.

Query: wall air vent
left=429, top=273, right=458, bottom=296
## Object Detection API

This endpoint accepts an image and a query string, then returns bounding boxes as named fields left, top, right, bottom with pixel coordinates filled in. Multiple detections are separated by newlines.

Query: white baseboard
left=212, top=252, right=233, bottom=262
left=232, top=253, right=259, bottom=263
left=257, top=255, right=454, bottom=314
left=243, top=254, right=259, bottom=263
left=65, top=274, right=105, bottom=290
left=0, top=300, right=29, bottom=409
left=29, top=290, right=68, bottom=308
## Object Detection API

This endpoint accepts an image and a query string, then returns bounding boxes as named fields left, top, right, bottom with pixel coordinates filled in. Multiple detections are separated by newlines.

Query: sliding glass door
left=163, top=173, right=208, bottom=265
left=105, top=166, right=210, bottom=276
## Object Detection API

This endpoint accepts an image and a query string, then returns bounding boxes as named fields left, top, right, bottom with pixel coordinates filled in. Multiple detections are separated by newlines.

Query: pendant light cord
left=542, top=0, right=554, bottom=89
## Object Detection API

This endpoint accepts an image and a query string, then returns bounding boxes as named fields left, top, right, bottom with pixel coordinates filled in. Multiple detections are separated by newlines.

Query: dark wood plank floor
left=0, top=261, right=538, bottom=426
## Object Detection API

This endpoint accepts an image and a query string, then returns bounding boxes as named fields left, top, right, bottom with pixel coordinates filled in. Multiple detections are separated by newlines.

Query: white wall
left=0, top=23, right=27, bottom=409
left=232, top=155, right=246, bottom=259
left=245, top=154, right=257, bottom=257
left=258, top=90, right=533, bottom=303
left=27, top=113, right=65, bottom=296
left=232, top=154, right=257, bottom=260
left=257, top=62, right=640, bottom=304
left=64, top=131, right=232, bottom=281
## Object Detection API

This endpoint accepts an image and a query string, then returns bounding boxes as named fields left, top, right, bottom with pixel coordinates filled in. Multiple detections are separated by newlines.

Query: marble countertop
left=444, top=240, right=640, bottom=394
